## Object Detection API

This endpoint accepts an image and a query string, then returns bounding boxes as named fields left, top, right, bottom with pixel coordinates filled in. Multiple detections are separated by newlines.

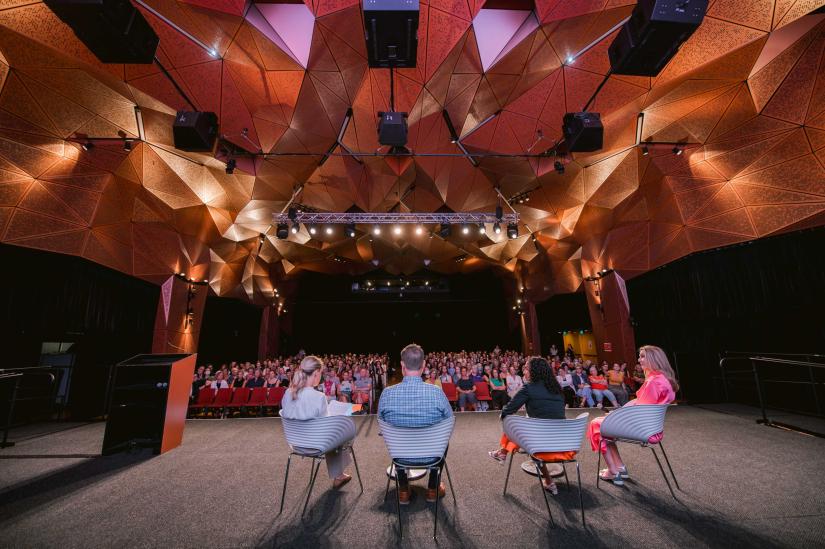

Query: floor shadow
left=0, top=449, right=153, bottom=523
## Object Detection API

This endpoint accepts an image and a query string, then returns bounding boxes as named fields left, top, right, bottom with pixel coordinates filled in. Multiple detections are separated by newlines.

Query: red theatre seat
left=266, top=386, right=286, bottom=414
left=225, top=387, right=251, bottom=416
left=248, top=387, right=267, bottom=414
left=188, top=387, right=214, bottom=417
left=475, top=381, right=492, bottom=402
left=442, top=383, right=458, bottom=408
left=205, top=388, right=232, bottom=417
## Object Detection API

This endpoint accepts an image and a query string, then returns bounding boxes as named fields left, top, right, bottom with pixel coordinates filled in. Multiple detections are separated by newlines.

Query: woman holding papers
left=281, top=355, right=354, bottom=489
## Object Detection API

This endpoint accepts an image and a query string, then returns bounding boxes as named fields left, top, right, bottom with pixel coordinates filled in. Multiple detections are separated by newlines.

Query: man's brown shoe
left=426, top=483, right=446, bottom=503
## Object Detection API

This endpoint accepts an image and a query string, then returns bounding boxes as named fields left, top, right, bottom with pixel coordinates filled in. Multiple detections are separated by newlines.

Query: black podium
left=102, top=354, right=196, bottom=455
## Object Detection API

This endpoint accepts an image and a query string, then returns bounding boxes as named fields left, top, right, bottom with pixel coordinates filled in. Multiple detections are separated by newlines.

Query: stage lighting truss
left=272, top=211, right=518, bottom=226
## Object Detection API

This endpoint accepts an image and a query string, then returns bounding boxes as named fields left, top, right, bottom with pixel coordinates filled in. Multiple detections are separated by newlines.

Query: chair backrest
left=378, top=416, right=455, bottom=460
left=475, top=381, right=491, bottom=399
left=503, top=413, right=589, bottom=454
left=249, top=387, right=267, bottom=404
left=267, top=386, right=286, bottom=405
left=231, top=387, right=251, bottom=404
left=212, top=388, right=232, bottom=405
left=600, top=404, right=669, bottom=442
left=441, top=383, right=457, bottom=400
left=279, top=413, right=357, bottom=454
left=195, top=387, right=215, bottom=405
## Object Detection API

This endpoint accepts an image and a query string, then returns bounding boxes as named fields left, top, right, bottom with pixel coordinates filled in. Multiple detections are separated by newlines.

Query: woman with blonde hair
left=585, top=345, right=679, bottom=486
left=280, top=355, right=354, bottom=489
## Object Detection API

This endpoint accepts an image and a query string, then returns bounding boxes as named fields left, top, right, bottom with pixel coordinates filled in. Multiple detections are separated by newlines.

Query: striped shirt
left=378, top=376, right=453, bottom=428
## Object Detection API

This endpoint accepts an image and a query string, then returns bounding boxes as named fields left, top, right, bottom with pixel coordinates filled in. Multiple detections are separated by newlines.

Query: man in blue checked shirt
left=378, top=343, right=453, bottom=505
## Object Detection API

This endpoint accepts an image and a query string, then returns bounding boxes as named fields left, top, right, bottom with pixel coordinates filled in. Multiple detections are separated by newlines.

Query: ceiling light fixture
left=309, top=225, right=317, bottom=235
left=325, top=226, right=334, bottom=235
left=225, top=158, right=236, bottom=174
left=507, top=223, right=518, bottom=239
left=672, top=146, right=683, bottom=156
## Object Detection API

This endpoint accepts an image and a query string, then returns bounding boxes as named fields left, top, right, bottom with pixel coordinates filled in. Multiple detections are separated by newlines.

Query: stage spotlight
left=393, top=225, right=402, bottom=235
left=276, top=223, right=288, bottom=239
left=81, top=141, right=93, bottom=151
left=415, top=225, right=423, bottom=235
left=373, top=225, right=381, bottom=235
left=309, top=225, right=317, bottom=235
left=507, top=223, right=518, bottom=239
left=554, top=160, right=565, bottom=174
left=439, top=224, right=451, bottom=238
left=641, top=145, right=649, bottom=156
left=123, top=139, right=132, bottom=152
left=346, top=223, right=356, bottom=238
left=462, top=224, right=470, bottom=235
left=479, top=224, right=486, bottom=235
left=325, top=226, right=334, bottom=235
left=288, top=207, right=298, bottom=221
left=225, top=158, right=236, bottom=174
left=673, top=146, right=683, bottom=156
left=493, top=222, right=501, bottom=235
left=290, top=223, right=299, bottom=234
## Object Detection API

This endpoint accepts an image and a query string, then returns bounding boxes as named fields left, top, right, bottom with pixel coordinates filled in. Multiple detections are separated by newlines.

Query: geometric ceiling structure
left=0, top=0, right=824, bottom=305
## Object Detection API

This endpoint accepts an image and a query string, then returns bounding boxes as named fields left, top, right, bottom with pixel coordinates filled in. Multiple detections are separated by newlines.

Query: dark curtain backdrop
left=535, top=291, right=591, bottom=354
left=0, top=243, right=158, bottom=419
left=627, top=227, right=825, bottom=403
left=197, top=296, right=262, bottom=366
left=289, top=271, right=518, bottom=355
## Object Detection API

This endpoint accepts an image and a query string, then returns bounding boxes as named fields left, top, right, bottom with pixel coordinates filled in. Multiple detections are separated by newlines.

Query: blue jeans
left=593, top=388, right=618, bottom=406
left=577, top=386, right=594, bottom=407
left=458, top=392, right=477, bottom=409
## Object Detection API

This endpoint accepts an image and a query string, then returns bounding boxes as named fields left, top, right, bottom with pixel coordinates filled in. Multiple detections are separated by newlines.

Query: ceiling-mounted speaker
left=608, top=0, right=708, bottom=76
left=562, top=112, right=603, bottom=152
left=173, top=111, right=218, bottom=152
left=45, top=0, right=159, bottom=63
left=363, top=0, right=419, bottom=68
left=377, top=111, right=408, bottom=147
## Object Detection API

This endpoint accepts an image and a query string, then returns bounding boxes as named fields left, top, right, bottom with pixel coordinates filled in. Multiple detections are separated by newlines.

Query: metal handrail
left=719, top=353, right=824, bottom=437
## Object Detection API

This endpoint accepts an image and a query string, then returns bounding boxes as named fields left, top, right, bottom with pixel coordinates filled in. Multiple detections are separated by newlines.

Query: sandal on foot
left=488, top=450, right=506, bottom=463
left=543, top=481, right=559, bottom=495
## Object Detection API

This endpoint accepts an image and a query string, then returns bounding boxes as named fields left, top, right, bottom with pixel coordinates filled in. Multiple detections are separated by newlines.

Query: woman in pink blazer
left=586, top=345, right=678, bottom=485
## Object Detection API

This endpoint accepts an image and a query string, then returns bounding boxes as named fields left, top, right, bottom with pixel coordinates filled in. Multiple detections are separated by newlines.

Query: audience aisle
left=1, top=407, right=823, bottom=548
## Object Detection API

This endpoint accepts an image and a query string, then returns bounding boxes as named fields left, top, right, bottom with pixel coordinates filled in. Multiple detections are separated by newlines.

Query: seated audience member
left=339, top=371, right=353, bottom=402
left=212, top=371, right=229, bottom=391
left=607, top=363, right=629, bottom=406
left=556, top=364, right=577, bottom=408
left=265, top=372, right=279, bottom=389
left=192, top=366, right=207, bottom=396
left=588, top=366, right=618, bottom=408
left=490, top=369, right=509, bottom=410
left=439, top=367, right=453, bottom=386
left=280, top=355, right=355, bottom=489
left=456, top=367, right=477, bottom=411
left=505, top=366, right=524, bottom=399
left=245, top=369, right=265, bottom=389
left=352, top=368, right=372, bottom=408
left=487, top=357, right=571, bottom=495
left=425, top=370, right=442, bottom=388
left=322, top=371, right=339, bottom=402
left=378, top=344, right=453, bottom=505
left=587, top=345, right=678, bottom=485
left=572, top=365, right=594, bottom=407
left=231, top=371, right=245, bottom=388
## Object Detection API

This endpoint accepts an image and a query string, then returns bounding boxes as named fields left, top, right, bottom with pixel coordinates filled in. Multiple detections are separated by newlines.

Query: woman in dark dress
left=487, top=356, right=569, bottom=494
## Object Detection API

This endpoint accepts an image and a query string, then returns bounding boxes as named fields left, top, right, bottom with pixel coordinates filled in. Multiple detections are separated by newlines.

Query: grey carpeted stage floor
left=1, top=405, right=824, bottom=548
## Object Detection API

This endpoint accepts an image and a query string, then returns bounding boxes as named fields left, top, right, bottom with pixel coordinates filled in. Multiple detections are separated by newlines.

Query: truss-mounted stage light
left=363, top=0, right=420, bottom=69
left=461, top=224, right=470, bottom=235
left=494, top=222, right=501, bottom=235
left=290, top=223, right=299, bottom=234
left=439, top=224, right=451, bottom=238
left=309, top=225, right=317, bottom=235
left=346, top=223, right=356, bottom=238
left=507, top=223, right=519, bottom=239
left=478, top=224, right=486, bottom=235
left=276, top=223, right=289, bottom=239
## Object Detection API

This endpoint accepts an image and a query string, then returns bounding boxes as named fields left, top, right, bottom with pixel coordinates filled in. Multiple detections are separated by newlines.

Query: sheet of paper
left=328, top=400, right=358, bottom=416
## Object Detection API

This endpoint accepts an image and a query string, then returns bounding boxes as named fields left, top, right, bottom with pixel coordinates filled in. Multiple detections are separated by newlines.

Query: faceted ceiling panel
left=0, top=0, right=824, bottom=304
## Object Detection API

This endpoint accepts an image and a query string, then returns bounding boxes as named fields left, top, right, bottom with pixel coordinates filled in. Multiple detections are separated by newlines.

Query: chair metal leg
left=535, top=461, right=555, bottom=527
left=503, top=451, right=515, bottom=495
left=350, top=446, right=364, bottom=493
left=576, top=461, right=585, bottom=528
left=443, top=460, right=456, bottom=502
left=394, top=466, right=403, bottom=538
left=384, top=463, right=391, bottom=502
left=658, top=442, right=680, bottom=490
left=279, top=453, right=292, bottom=515
left=650, top=446, right=677, bottom=500
left=596, top=448, right=602, bottom=489
left=433, top=466, right=442, bottom=540
left=301, top=458, right=321, bottom=517
left=562, top=462, right=571, bottom=492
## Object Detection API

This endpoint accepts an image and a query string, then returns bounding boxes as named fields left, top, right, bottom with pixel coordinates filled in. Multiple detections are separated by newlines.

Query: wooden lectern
left=102, top=353, right=196, bottom=455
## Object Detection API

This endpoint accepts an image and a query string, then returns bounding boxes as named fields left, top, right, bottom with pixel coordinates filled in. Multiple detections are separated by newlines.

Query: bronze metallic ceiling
left=0, top=0, right=824, bottom=303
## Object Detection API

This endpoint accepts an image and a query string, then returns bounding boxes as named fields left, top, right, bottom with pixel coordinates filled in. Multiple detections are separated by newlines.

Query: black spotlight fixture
left=554, top=160, right=565, bottom=174
left=225, top=158, right=236, bottom=174
left=641, top=144, right=649, bottom=156
left=493, top=222, right=501, bottom=235
left=81, top=141, right=93, bottom=151
left=309, top=225, right=318, bottom=235
left=345, top=223, right=356, bottom=238
left=290, top=222, right=299, bottom=234
left=672, top=146, right=683, bottom=156
left=288, top=206, right=298, bottom=221
left=507, top=222, right=518, bottom=239
left=123, top=139, right=132, bottom=152
left=438, top=223, right=452, bottom=238
left=276, top=223, right=289, bottom=239
left=461, top=224, right=470, bottom=235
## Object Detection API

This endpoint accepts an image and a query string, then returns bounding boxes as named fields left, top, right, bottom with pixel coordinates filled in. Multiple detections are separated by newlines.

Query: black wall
left=289, top=271, right=518, bottom=355
left=0, top=243, right=158, bottom=419
left=197, top=296, right=262, bottom=366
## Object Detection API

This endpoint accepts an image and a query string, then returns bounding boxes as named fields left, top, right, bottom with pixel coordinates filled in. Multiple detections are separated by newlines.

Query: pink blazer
left=625, top=371, right=676, bottom=407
